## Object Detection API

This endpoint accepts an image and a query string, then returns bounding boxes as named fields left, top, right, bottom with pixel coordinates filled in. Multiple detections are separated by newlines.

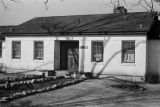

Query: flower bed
left=0, top=74, right=44, bottom=84
left=0, top=77, right=86, bottom=103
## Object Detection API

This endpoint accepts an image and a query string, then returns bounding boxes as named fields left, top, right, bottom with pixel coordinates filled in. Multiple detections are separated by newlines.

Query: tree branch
left=0, top=0, right=7, bottom=9
left=44, top=0, right=48, bottom=10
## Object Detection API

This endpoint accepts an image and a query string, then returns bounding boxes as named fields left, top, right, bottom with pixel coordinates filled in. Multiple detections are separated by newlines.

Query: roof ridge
left=35, top=12, right=150, bottom=19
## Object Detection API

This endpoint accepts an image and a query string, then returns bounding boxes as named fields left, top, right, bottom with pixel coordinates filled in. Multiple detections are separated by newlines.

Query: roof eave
left=3, top=31, right=148, bottom=36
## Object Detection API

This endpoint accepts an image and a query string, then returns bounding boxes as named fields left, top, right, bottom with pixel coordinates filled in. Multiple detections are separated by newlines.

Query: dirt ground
left=2, top=78, right=160, bottom=107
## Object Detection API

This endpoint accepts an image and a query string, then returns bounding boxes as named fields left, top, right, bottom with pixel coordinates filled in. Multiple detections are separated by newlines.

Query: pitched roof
left=0, top=26, right=14, bottom=34
left=4, top=12, right=156, bottom=35
left=0, top=26, right=14, bottom=40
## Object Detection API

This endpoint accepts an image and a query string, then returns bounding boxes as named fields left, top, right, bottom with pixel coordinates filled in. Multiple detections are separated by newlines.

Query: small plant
left=111, top=83, right=146, bottom=91
left=0, top=74, right=44, bottom=84
left=5, top=81, right=11, bottom=89
left=147, top=75, right=159, bottom=84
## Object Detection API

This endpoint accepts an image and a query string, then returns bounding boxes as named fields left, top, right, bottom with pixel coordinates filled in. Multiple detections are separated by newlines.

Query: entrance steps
left=55, top=70, right=79, bottom=78
left=55, top=70, right=70, bottom=77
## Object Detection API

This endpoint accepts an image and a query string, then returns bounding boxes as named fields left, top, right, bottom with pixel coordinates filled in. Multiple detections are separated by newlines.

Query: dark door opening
left=60, top=41, right=79, bottom=71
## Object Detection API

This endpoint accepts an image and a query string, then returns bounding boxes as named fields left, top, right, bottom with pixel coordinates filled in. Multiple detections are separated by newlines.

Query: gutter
left=3, top=31, right=148, bottom=37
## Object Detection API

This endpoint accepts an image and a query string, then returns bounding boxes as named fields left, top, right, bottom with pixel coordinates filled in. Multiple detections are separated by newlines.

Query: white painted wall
left=4, top=36, right=55, bottom=73
left=3, top=35, right=146, bottom=78
left=0, top=41, right=6, bottom=71
left=78, top=36, right=146, bottom=77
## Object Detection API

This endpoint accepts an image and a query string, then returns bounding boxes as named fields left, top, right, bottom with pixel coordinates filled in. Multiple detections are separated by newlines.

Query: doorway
left=60, top=41, right=79, bottom=71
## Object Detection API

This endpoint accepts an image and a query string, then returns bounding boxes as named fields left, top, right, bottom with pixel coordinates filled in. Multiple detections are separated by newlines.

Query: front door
left=60, top=41, right=79, bottom=71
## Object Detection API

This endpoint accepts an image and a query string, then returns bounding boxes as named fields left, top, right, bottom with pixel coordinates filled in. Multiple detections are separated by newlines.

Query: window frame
left=34, top=41, right=44, bottom=60
left=121, top=40, right=135, bottom=63
left=12, top=41, right=21, bottom=59
left=91, top=41, right=104, bottom=62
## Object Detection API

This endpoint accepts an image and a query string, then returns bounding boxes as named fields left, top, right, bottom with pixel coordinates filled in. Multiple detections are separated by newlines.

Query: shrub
left=5, top=81, right=11, bottom=89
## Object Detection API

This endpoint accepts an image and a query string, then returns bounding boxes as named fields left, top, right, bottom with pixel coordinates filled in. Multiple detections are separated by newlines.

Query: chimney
left=114, top=6, right=127, bottom=14
left=140, top=24, right=143, bottom=29
left=43, top=18, right=46, bottom=23
left=9, top=28, right=12, bottom=32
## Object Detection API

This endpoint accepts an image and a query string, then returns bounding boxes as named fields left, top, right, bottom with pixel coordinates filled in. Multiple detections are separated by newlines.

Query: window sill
left=92, top=62, right=104, bottom=65
left=11, top=59, right=21, bottom=62
left=120, top=63, right=136, bottom=66
left=33, top=59, right=44, bottom=63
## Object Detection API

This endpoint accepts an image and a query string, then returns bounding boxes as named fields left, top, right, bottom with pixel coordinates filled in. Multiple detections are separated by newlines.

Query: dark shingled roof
left=0, top=26, right=14, bottom=34
left=4, top=12, right=157, bottom=35
left=0, top=26, right=14, bottom=40
left=148, top=20, right=160, bottom=39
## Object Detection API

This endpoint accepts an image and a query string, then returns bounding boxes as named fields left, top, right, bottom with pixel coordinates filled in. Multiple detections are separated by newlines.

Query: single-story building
left=1, top=9, right=160, bottom=82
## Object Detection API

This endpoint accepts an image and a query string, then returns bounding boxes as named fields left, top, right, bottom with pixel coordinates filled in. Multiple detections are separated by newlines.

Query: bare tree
left=134, top=0, right=155, bottom=12
left=0, top=0, right=50, bottom=10
left=1, top=0, right=160, bottom=12
left=102, top=0, right=160, bottom=12
left=44, top=0, right=49, bottom=10
left=101, top=0, right=127, bottom=8
left=0, top=0, right=21, bottom=9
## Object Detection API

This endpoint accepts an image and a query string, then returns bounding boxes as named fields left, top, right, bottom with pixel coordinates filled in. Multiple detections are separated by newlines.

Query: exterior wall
left=4, top=37, right=55, bottom=73
left=78, top=36, right=146, bottom=78
left=148, top=40, right=160, bottom=82
left=3, top=35, right=146, bottom=80
left=0, top=41, right=6, bottom=71
left=54, top=40, right=60, bottom=70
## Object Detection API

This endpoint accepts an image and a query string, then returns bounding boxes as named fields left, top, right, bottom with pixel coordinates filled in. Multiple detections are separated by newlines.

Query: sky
left=0, top=0, right=160, bottom=25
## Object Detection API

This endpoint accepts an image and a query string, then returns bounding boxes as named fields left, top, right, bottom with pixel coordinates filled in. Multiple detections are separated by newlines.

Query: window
left=92, top=41, right=103, bottom=62
left=34, top=41, right=43, bottom=60
left=122, top=41, right=135, bottom=63
left=12, top=41, right=21, bottom=59
left=0, top=42, right=2, bottom=58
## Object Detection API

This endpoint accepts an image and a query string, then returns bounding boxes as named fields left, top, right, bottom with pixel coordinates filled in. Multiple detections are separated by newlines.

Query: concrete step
left=55, top=70, right=70, bottom=77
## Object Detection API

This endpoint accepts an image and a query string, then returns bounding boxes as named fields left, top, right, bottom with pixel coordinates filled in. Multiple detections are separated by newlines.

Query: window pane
left=92, top=42, right=103, bottom=62
left=12, top=41, right=21, bottom=59
left=34, top=41, right=43, bottom=60
left=122, top=41, right=135, bottom=63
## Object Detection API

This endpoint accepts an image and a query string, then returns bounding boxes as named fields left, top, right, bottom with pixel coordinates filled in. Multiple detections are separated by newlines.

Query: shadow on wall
left=89, top=40, right=146, bottom=78
left=97, top=41, right=146, bottom=77
left=90, top=37, right=111, bottom=74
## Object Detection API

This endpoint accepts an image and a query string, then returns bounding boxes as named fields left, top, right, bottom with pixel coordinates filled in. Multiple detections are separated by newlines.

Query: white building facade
left=0, top=12, right=159, bottom=82
left=0, top=34, right=146, bottom=81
